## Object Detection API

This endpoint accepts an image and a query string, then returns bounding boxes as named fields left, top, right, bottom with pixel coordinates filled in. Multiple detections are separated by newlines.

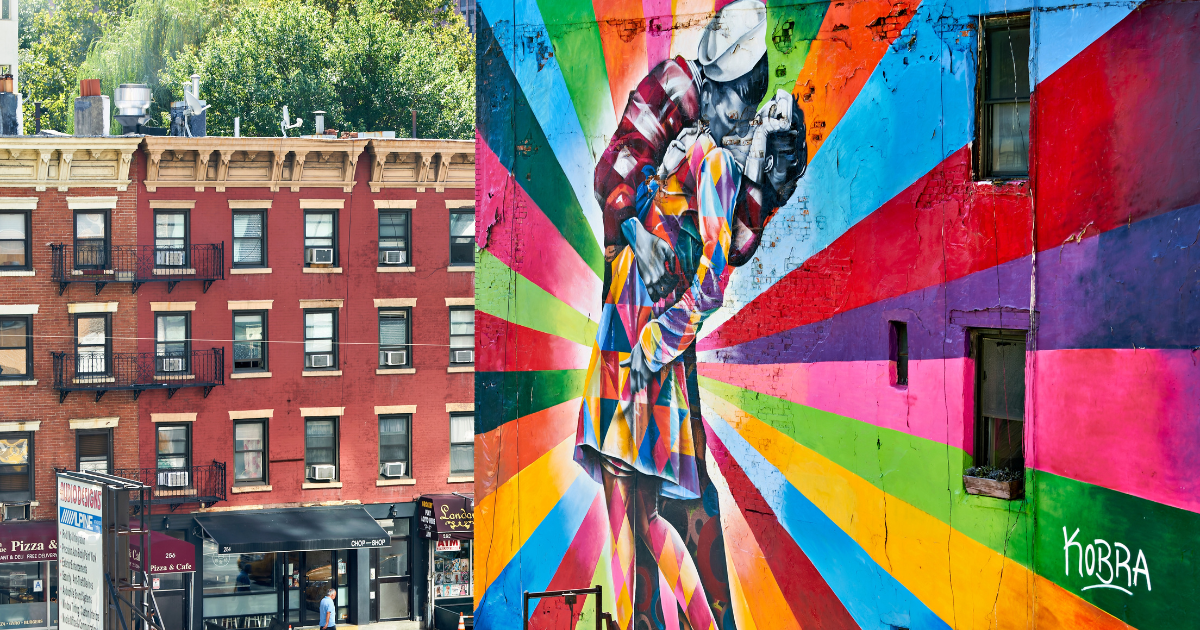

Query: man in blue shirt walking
left=319, top=589, right=336, bottom=630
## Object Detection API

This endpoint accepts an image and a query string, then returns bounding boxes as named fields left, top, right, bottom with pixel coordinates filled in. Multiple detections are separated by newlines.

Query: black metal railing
left=113, top=461, right=227, bottom=508
left=50, top=243, right=225, bottom=295
left=51, top=348, right=224, bottom=402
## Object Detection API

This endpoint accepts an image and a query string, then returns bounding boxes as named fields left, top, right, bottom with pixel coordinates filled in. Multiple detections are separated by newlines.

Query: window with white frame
left=449, top=413, right=473, bottom=475
left=449, top=308, right=473, bottom=365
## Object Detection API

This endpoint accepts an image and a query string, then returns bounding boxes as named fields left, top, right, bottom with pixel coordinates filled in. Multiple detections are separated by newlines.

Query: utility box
left=0, top=92, right=18, bottom=135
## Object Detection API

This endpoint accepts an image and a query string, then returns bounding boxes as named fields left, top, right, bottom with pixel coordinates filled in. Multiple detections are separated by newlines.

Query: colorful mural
left=474, top=0, right=1200, bottom=627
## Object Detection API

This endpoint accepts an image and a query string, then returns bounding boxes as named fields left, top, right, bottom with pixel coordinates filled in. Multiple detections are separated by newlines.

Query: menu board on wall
left=57, top=476, right=104, bottom=630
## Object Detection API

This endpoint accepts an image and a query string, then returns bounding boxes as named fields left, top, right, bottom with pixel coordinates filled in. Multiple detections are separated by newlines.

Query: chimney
left=74, top=79, right=110, bottom=136
left=313, top=111, right=326, bottom=135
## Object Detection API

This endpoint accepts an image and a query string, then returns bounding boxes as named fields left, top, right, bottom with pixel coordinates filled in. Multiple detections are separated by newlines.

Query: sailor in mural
left=575, top=1, right=807, bottom=628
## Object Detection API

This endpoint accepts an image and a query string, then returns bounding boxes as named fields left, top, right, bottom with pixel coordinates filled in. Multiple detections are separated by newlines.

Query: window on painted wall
left=77, top=429, right=112, bottom=474
left=449, top=308, right=473, bottom=365
left=0, top=211, right=30, bottom=269
left=890, top=321, right=908, bottom=386
left=157, top=424, right=191, bottom=474
left=233, top=311, right=268, bottom=372
left=379, top=210, right=410, bottom=266
left=449, top=414, right=473, bottom=475
left=233, top=420, right=267, bottom=484
left=304, top=310, right=337, bottom=369
left=0, top=433, right=33, bottom=502
left=154, top=210, right=189, bottom=267
left=378, top=415, right=411, bottom=479
left=972, top=329, right=1027, bottom=472
left=156, top=313, right=190, bottom=374
left=0, top=315, right=31, bottom=379
left=75, top=314, right=110, bottom=375
left=304, top=210, right=337, bottom=266
left=977, top=15, right=1031, bottom=178
left=305, top=418, right=338, bottom=481
left=232, top=210, right=267, bottom=267
left=74, top=210, right=109, bottom=269
left=378, top=309, right=411, bottom=368
left=448, top=208, right=474, bottom=266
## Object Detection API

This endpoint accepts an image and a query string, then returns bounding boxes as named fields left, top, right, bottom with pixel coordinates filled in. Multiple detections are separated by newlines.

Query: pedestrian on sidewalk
left=319, top=588, right=336, bottom=630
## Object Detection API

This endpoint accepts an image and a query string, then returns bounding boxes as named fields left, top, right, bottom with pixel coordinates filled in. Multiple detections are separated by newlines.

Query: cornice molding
left=0, top=137, right=141, bottom=191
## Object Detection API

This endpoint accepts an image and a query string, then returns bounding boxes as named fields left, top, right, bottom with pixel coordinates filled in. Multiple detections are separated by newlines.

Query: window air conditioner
left=453, top=350, right=474, bottom=364
left=2, top=504, right=29, bottom=522
left=156, top=250, right=186, bottom=266
left=157, top=471, right=189, bottom=487
left=160, top=357, right=185, bottom=372
left=381, top=462, right=406, bottom=478
left=309, top=354, right=333, bottom=368
left=116, top=270, right=135, bottom=282
left=383, top=250, right=406, bottom=264
left=384, top=350, right=407, bottom=366
left=306, top=248, right=334, bottom=264
left=307, top=465, right=336, bottom=481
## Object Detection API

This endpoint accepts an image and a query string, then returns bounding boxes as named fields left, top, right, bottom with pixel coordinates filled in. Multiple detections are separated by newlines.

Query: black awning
left=194, top=506, right=390, bottom=554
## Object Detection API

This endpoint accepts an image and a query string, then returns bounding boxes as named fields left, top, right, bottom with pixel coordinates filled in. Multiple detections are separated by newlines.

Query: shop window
left=157, top=425, right=191, bottom=489
left=156, top=313, right=190, bottom=373
left=0, top=433, right=32, bottom=502
left=74, top=210, right=109, bottom=269
left=433, top=539, right=471, bottom=599
left=305, top=418, right=338, bottom=481
left=977, top=15, right=1031, bottom=178
left=890, top=320, right=908, bottom=386
left=233, top=311, right=268, bottom=372
left=0, top=562, right=52, bottom=629
left=232, top=210, right=267, bottom=267
left=972, top=329, right=1027, bottom=471
left=449, top=308, right=473, bottom=365
left=378, top=309, right=411, bottom=368
left=234, top=420, right=267, bottom=484
left=77, top=429, right=112, bottom=474
left=379, top=210, right=410, bottom=266
left=0, top=210, right=30, bottom=270
left=448, top=208, right=474, bottom=266
left=0, top=315, right=32, bottom=379
left=200, top=539, right=277, bottom=628
left=154, top=210, right=189, bottom=267
left=449, top=414, right=473, bottom=475
left=304, top=210, right=337, bottom=267
left=378, top=415, right=411, bottom=479
left=75, top=314, right=110, bottom=375
left=304, top=310, right=337, bottom=370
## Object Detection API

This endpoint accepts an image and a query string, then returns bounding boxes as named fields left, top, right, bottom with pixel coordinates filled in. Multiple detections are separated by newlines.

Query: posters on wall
left=57, top=477, right=104, bottom=630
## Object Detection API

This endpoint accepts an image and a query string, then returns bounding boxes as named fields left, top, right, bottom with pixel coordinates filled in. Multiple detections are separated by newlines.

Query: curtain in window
left=232, top=213, right=264, bottom=265
left=234, top=423, right=264, bottom=481
left=379, top=417, right=409, bottom=466
left=306, top=420, right=335, bottom=465
left=77, top=316, right=106, bottom=374
left=156, top=427, right=188, bottom=469
left=156, top=315, right=187, bottom=356
left=449, top=415, right=473, bottom=474
left=305, top=313, right=334, bottom=354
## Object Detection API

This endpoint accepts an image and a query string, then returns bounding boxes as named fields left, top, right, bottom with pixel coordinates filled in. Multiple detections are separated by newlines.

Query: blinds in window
left=380, top=314, right=408, bottom=345
left=78, top=433, right=109, bottom=458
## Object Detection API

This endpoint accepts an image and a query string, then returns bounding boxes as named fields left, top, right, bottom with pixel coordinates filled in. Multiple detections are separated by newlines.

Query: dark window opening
left=305, top=418, right=338, bottom=481
left=0, top=433, right=32, bottom=501
left=232, top=210, right=266, bottom=267
left=973, top=329, right=1027, bottom=472
left=0, top=315, right=32, bottom=379
left=977, top=15, right=1031, bottom=178
left=0, top=211, right=30, bottom=270
left=890, top=321, right=909, bottom=386
left=449, top=208, right=474, bottom=266
left=77, top=429, right=112, bottom=474
left=233, top=311, right=267, bottom=371
left=379, top=210, right=410, bottom=266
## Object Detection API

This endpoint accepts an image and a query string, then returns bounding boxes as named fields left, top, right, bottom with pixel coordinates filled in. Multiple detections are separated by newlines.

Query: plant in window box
left=963, top=465, right=1024, bottom=500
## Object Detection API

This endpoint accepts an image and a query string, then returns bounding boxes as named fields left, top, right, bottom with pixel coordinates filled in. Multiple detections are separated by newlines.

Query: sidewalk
left=335, top=622, right=422, bottom=630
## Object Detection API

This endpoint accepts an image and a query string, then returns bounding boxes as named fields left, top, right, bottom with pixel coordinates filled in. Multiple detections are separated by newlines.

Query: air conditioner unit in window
left=453, top=350, right=474, bottom=364
left=307, top=465, right=336, bottom=481
left=2, top=504, right=29, bottom=522
left=309, top=354, right=333, bottom=368
left=383, top=350, right=407, bottom=366
left=115, top=270, right=135, bottom=282
left=157, top=471, right=189, bottom=487
left=383, top=250, right=406, bottom=264
left=156, top=250, right=186, bottom=266
left=381, top=462, right=406, bottom=478
left=160, top=357, right=185, bottom=372
left=306, top=248, right=334, bottom=264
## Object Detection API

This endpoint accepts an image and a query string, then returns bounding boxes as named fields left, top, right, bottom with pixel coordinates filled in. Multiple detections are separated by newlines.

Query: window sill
left=376, top=368, right=416, bottom=375
left=230, top=267, right=273, bottom=275
left=153, top=268, right=196, bottom=276
left=302, top=370, right=342, bottom=377
left=447, top=365, right=474, bottom=373
left=231, top=485, right=273, bottom=494
left=0, top=380, right=37, bottom=387
left=230, top=372, right=272, bottom=379
left=447, top=475, right=473, bottom=483
left=302, top=482, right=343, bottom=489
left=446, top=266, right=474, bottom=273
left=0, top=270, right=34, bottom=277
left=376, top=478, right=416, bottom=487
left=155, top=374, right=196, bottom=381
left=377, top=266, right=416, bottom=273
left=963, top=475, right=1024, bottom=500
left=73, top=376, right=115, bottom=384
left=303, top=267, right=343, bottom=274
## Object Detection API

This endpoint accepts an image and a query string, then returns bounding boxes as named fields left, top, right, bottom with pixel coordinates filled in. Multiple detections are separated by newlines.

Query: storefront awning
left=418, top=494, right=473, bottom=540
left=130, top=531, right=196, bottom=573
left=0, top=521, right=57, bottom=563
left=195, top=506, right=390, bottom=554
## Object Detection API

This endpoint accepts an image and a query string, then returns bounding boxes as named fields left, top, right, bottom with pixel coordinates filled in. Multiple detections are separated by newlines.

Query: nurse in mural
left=575, top=1, right=807, bottom=629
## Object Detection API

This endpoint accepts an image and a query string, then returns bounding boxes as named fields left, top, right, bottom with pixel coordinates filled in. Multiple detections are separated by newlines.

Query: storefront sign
left=129, top=532, right=196, bottom=574
left=418, top=495, right=474, bottom=540
left=0, top=521, right=58, bottom=563
left=435, top=539, right=461, bottom=552
left=57, top=476, right=104, bottom=630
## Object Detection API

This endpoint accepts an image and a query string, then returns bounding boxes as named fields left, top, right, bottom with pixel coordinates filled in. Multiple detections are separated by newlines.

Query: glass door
left=280, top=551, right=348, bottom=627
left=376, top=524, right=411, bottom=621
